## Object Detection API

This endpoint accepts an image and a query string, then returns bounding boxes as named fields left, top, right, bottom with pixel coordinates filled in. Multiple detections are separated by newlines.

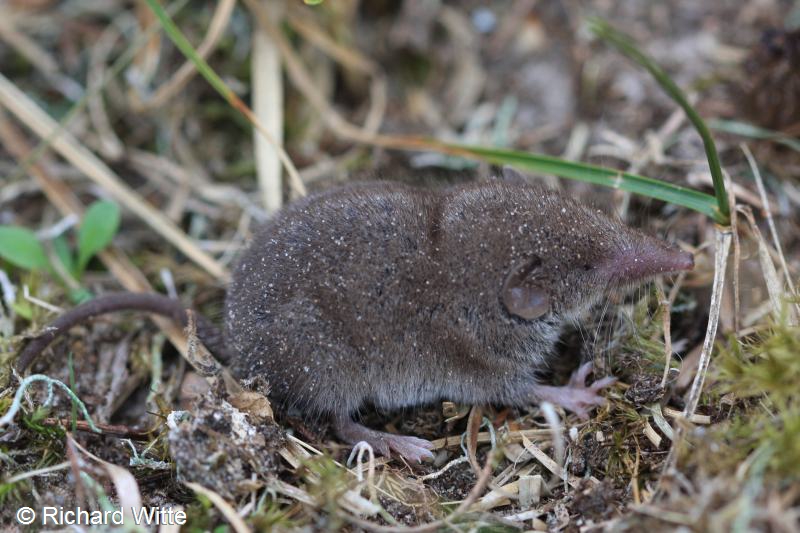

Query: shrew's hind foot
left=335, top=417, right=434, bottom=463
left=532, top=362, right=617, bottom=420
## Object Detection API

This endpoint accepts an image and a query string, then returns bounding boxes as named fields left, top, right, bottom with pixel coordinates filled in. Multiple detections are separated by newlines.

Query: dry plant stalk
left=738, top=207, right=796, bottom=325
left=346, top=451, right=497, bottom=533
left=655, top=282, right=674, bottom=388
left=252, top=1, right=285, bottom=212
left=133, top=0, right=236, bottom=110
left=683, top=229, right=732, bottom=418
left=741, top=143, right=799, bottom=319
left=185, top=482, right=252, bottom=533
left=245, top=0, right=439, bottom=154
left=0, top=72, right=229, bottom=281
left=0, top=110, right=192, bottom=357
left=660, top=227, right=732, bottom=485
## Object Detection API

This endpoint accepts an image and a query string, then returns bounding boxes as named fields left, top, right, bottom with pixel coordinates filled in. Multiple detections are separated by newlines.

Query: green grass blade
left=77, top=200, right=121, bottom=274
left=143, top=3, right=721, bottom=222
left=145, top=0, right=306, bottom=197
left=144, top=0, right=244, bottom=114
left=439, top=143, right=722, bottom=221
left=709, top=119, right=800, bottom=153
left=588, top=17, right=730, bottom=225
left=7, top=0, right=189, bottom=185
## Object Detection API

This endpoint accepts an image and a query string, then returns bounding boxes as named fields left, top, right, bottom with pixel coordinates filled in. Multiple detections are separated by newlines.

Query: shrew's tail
left=16, top=292, right=231, bottom=372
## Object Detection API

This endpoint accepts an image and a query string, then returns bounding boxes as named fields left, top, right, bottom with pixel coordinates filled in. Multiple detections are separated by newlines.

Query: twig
left=41, top=418, right=154, bottom=440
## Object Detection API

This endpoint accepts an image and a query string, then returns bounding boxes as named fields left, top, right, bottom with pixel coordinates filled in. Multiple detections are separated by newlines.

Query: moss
left=693, top=320, right=800, bottom=479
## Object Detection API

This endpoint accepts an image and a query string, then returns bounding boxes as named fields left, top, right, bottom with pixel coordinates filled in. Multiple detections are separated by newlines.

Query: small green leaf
left=12, top=301, right=33, bottom=320
left=77, top=200, right=120, bottom=273
left=68, top=288, right=93, bottom=304
left=0, top=226, right=49, bottom=271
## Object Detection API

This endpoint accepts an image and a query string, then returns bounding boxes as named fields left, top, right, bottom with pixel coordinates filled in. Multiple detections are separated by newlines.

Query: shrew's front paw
left=532, top=362, right=617, bottom=419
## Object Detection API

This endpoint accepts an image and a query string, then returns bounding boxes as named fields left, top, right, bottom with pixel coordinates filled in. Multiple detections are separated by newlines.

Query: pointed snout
left=637, top=244, right=694, bottom=275
left=666, top=248, right=694, bottom=272
left=603, top=242, right=694, bottom=283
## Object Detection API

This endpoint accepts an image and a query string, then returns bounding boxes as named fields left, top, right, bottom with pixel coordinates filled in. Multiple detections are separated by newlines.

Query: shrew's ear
left=501, top=255, right=550, bottom=320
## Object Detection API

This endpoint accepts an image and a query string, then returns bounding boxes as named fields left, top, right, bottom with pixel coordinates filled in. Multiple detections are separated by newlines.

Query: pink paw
left=534, top=362, right=617, bottom=420
left=384, top=434, right=435, bottom=463
left=337, top=418, right=435, bottom=463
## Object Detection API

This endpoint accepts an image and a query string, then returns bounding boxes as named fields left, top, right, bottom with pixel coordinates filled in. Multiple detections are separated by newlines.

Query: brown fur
left=224, top=179, right=692, bottom=422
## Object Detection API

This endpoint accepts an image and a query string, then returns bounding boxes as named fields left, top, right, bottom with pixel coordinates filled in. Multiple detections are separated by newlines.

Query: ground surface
left=1, top=0, right=800, bottom=531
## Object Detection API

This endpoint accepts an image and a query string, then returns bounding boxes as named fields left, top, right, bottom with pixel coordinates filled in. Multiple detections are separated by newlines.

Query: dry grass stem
left=252, top=0, right=285, bottom=212
left=0, top=109, right=191, bottom=357
left=739, top=206, right=797, bottom=325
left=661, top=228, right=733, bottom=483
left=655, top=281, right=674, bottom=388
left=682, top=228, right=733, bottom=419
left=87, top=22, right=125, bottom=160
left=520, top=433, right=598, bottom=489
left=134, top=0, right=236, bottom=111
left=741, top=143, right=799, bottom=312
left=185, top=482, right=252, bottom=533
left=0, top=13, right=81, bottom=101
left=286, top=6, right=377, bottom=75
left=0, top=72, right=229, bottom=281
